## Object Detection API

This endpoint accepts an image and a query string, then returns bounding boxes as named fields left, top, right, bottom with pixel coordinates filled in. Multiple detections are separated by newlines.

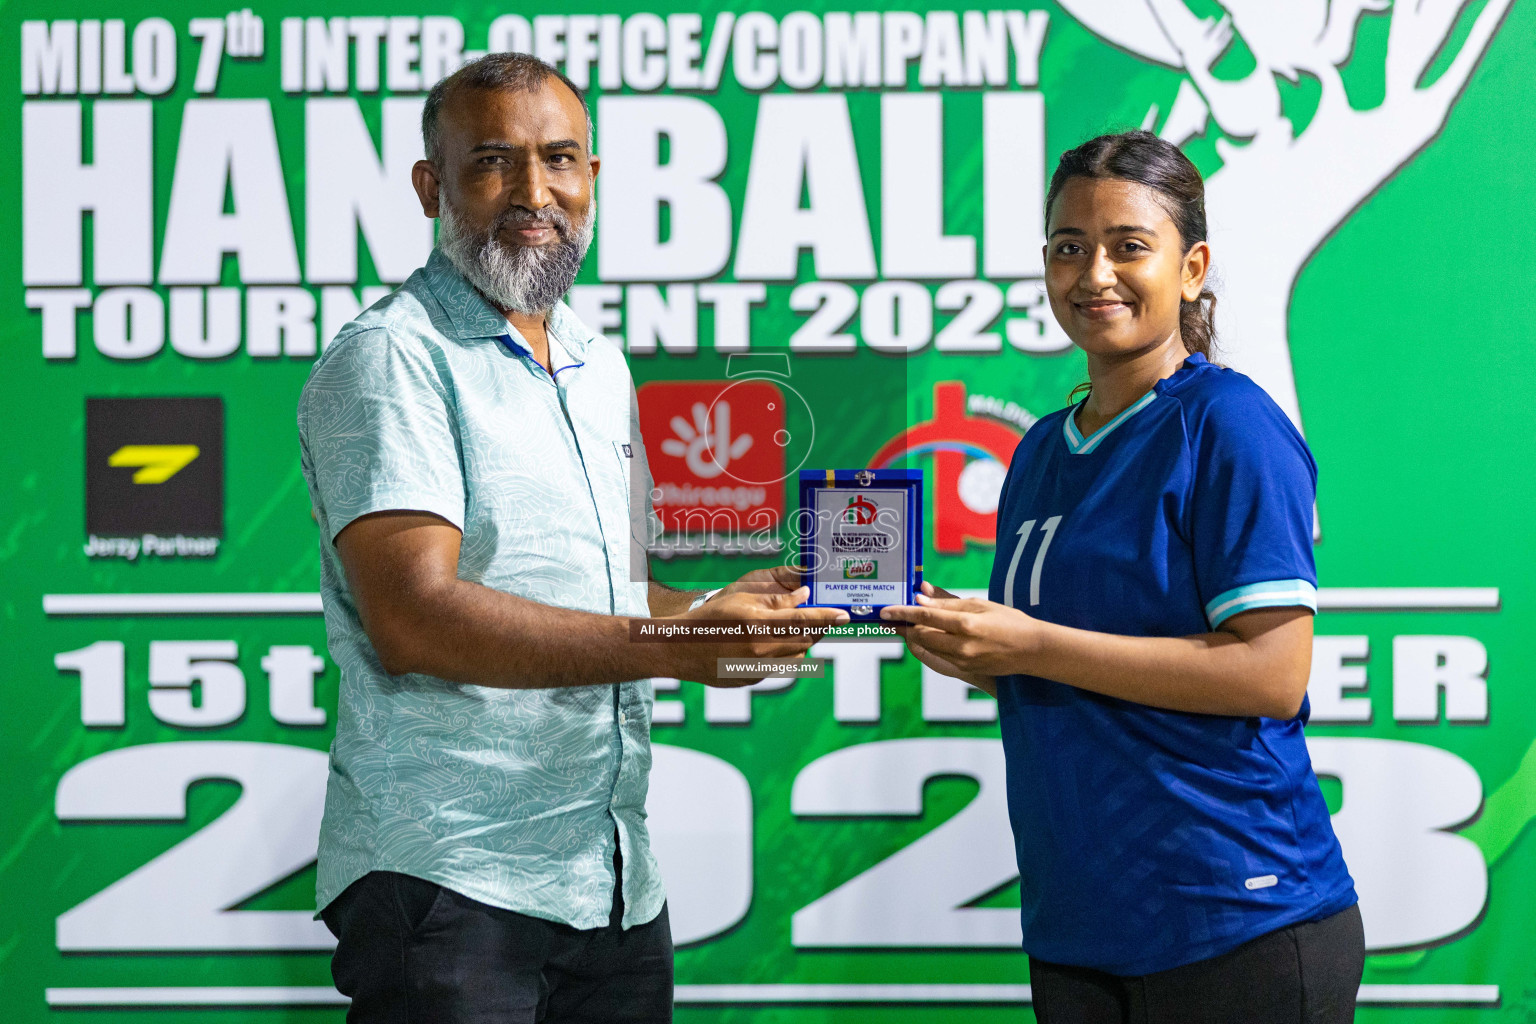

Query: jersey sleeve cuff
left=1204, top=580, right=1317, bottom=629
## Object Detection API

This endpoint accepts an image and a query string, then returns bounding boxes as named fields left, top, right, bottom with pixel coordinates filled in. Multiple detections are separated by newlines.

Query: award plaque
left=798, top=469, right=922, bottom=621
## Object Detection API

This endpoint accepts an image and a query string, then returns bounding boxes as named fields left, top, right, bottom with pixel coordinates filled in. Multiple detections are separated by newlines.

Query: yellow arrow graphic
left=107, top=445, right=201, bottom=484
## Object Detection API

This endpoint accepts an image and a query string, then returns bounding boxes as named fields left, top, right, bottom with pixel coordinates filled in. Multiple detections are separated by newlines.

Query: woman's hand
left=883, top=581, right=1024, bottom=694
left=883, top=581, right=1042, bottom=677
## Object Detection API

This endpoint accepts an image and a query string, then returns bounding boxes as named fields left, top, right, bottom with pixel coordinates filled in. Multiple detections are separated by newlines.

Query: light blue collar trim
left=1062, top=390, right=1160, bottom=455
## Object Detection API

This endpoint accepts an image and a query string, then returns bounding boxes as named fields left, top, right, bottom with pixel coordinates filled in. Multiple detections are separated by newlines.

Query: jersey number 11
left=1003, top=516, right=1062, bottom=608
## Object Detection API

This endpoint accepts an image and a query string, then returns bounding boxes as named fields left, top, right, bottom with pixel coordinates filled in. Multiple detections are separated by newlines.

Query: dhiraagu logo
left=842, top=559, right=877, bottom=579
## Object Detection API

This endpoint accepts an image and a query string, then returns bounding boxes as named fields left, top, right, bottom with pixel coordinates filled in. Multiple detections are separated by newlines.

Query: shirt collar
left=422, top=247, right=596, bottom=356
left=498, top=329, right=585, bottom=379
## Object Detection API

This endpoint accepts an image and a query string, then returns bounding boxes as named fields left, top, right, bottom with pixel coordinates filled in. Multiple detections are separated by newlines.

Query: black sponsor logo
left=84, top=397, right=223, bottom=560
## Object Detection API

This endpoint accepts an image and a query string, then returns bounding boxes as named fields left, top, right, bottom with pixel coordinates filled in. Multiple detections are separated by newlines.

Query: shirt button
left=618, top=711, right=628, bottom=726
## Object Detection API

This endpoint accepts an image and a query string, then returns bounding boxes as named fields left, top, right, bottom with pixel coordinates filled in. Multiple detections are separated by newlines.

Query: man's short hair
left=421, top=52, right=593, bottom=164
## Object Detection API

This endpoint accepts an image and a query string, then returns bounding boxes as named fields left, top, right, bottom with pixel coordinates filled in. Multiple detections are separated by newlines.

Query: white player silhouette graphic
left=1056, top=0, right=1513, bottom=441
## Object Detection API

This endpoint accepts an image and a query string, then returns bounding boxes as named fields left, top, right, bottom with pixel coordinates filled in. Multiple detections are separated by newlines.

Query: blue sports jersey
left=989, top=352, right=1356, bottom=976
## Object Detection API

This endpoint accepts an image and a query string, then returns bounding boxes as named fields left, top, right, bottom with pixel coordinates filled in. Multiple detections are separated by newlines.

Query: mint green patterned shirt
left=298, top=249, right=664, bottom=929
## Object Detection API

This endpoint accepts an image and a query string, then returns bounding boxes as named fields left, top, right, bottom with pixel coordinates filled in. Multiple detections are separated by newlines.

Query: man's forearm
left=375, top=577, right=678, bottom=688
left=647, top=580, right=709, bottom=618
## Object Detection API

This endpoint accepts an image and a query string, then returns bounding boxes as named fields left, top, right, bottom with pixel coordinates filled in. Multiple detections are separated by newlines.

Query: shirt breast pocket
left=612, top=440, right=636, bottom=517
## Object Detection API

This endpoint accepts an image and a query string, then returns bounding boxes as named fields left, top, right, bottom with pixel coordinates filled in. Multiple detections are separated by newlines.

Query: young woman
left=883, top=131, right=1363, bottom=1023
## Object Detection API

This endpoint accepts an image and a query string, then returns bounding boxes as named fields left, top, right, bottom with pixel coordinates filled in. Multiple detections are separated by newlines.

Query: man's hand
left=678, top=568, right=846, bottom=687
left=709, top=564, right=805, bottom=603
left=650, top=564, right=803, bottom=618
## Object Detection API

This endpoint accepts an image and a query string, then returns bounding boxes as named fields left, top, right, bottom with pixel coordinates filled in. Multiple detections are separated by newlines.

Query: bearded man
left=297, top=53, right=843, bottom=1023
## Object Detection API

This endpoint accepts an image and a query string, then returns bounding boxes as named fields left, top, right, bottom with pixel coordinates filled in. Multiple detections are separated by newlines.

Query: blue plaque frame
left=797, top=468, right=923, bottom=622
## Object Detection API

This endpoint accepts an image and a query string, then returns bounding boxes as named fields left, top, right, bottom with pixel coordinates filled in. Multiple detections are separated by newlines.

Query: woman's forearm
left=1018, top=613, right=1312, bottom=719
left=967, top=675, right=999, bottom=697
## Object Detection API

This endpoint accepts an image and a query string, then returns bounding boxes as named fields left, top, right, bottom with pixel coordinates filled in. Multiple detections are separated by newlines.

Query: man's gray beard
left=437, top=194, right=595, bottom=316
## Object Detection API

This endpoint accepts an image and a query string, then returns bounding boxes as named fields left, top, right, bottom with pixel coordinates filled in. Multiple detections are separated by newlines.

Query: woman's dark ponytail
left=1180, top=287, right=1217, bottom=361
